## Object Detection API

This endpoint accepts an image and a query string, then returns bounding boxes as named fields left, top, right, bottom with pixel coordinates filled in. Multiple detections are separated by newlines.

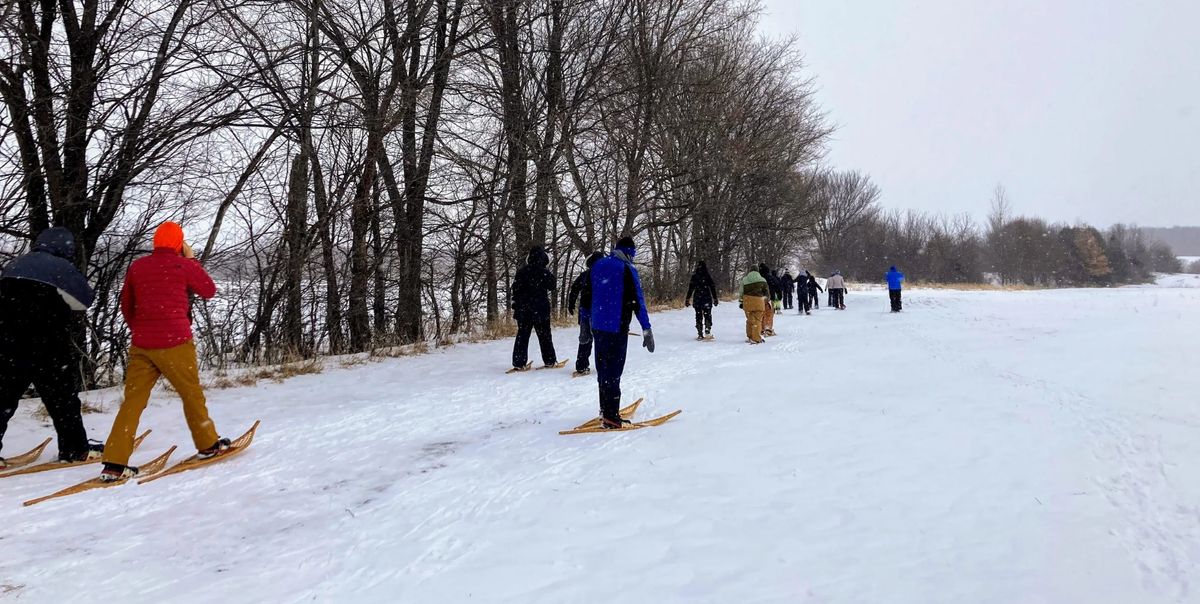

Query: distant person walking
left=740, top=266, right=769, bottom=344
left=567, top=252, right=604, bottom=376
left=781, top=271, right=796, bottom=310
left=827, top=271, right=847, bottom=310
left=511, top=246, right=559, bottom=369
left=759, top=263, right=780, bottom=336
left=588, top=236, right=655, bottom=429
left=886, top=266, right=905, bottom=312
left=805, top=270, right=824, bottom=311
left=0, top=227, right=99, bottom=468
left=685, top=261, right=719, bottom=340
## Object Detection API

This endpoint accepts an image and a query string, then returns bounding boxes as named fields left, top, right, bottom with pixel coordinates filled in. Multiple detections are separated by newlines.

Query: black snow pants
left=830, top=288, right=845, bottom=309
left=809, top=290, right=820, bottom=309
left=783, top=291, right=793, bottom=310
left=513, top=319, right=557, bottom=368
left=694, top=304, right=713, bottom=336
left=593, top=329, right=628, bottom=423
left=889, top=289, right=902, bottom=312
left=0, top=348, right=88, bottom=460
left=575, top=315, right=593, bottom=373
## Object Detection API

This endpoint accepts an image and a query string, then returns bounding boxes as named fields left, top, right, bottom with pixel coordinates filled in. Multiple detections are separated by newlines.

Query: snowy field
left=2, top=280, right=1199, bottom=603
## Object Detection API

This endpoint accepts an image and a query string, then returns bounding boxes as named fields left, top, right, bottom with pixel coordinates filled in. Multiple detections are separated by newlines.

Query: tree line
left=810, top=181, right=1183, bottom=286
left=0, top=0, right=1183, bottom=387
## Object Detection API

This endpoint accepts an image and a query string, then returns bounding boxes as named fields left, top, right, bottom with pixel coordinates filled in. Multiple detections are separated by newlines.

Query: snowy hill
left=2, top=286, right=1199, bottom=603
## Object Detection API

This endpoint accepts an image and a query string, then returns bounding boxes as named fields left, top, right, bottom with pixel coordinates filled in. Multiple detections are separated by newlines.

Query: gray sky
left=757, top=0, right=1200, bottom=227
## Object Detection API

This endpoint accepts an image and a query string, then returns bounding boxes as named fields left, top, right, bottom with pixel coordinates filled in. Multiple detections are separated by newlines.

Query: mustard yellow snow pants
left=103, top=340, right=219, bottom=466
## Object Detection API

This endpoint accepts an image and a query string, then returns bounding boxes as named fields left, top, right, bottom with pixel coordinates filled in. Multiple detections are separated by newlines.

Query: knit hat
left=616, top=236, right=636, bottom=257
left=154, top=221, right=184, bottom=252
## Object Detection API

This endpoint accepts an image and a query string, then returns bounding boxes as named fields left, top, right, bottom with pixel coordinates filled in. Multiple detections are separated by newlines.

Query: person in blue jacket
left=886, top=266, right=905, bottom=312
left=0, top=227, right=101, bottom=468
left=588, top=236, right=655, bottom=429
left=567, top=252, right=604, bottom=375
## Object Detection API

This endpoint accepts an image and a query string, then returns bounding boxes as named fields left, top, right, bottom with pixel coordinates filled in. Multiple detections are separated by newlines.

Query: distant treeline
left=1141, top=227, right=1200, bottom=256
left=808, top=180, right=1181, bottom=286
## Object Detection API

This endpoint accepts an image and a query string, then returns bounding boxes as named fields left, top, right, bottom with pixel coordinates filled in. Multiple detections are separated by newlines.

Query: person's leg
left=32, top=352, right=89, bottom=460
left=151, top=341, right=220, bottom=451
left=534, top=319, right=557, bottom=365
left=897, top=289, right=903, bottom=311
left=0, top=354, right=31, bottom=457
left=762, top=302, right=774, bottom=333
left=575, top=318, right=593, bottom=372
left=593, top=331, right=627, bottom=422
left=103, top=347, right=161, bottom=467
left=694, top=306, right=704, bottom=337
left=512, top=321, right=533, bottom=368
left=703, top=306, right=713, bottom=334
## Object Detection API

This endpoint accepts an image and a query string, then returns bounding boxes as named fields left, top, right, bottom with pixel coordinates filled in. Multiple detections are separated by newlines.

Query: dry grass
left=205, top=357, right=324, bottom=390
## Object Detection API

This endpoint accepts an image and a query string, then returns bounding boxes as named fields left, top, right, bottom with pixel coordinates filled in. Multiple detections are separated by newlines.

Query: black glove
left=568, top=305, right=575, bottom=314
left=738, top=301, right=743, bottom=309
left=714, top=299, right=719, bottom=306
left=642, top=328, right=655, bottom=353
left=685, top=300, right=691, bottom=307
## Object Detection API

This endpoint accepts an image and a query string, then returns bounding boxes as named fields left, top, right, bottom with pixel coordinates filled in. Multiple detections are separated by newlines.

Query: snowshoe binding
left=99, top=462, right=138, bottom=483
left=197, top=437, right=232, bottom=459
left=599, top=417, right=633, bottom=430
left=59, top=440, right=104, bottom=463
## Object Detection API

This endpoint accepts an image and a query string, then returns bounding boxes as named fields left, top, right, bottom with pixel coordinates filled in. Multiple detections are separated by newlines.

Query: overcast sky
left=756, top=0, right=1200, bottom=227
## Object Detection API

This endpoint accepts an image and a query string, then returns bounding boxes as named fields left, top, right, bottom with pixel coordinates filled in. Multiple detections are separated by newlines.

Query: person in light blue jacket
left=886, top=266, right=905, bottom=312
left=588, top=236, right=654, bottom=429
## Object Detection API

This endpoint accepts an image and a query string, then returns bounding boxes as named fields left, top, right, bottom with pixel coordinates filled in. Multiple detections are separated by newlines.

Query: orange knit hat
left=153, top=221, right=184, bottom=252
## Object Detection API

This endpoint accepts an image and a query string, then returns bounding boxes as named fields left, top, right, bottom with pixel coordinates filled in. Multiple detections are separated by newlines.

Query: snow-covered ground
left=2, top=281, right=1199, bottom=603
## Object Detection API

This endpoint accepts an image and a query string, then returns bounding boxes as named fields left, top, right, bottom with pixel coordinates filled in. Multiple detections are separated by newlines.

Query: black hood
left=527, top=246, right=549, bottom=268
left=33, top=227, right=77, bottom=261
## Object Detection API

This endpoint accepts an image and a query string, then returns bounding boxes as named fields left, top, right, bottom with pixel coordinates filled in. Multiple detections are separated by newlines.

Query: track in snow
left=2, top=284, right=1199, bottom=603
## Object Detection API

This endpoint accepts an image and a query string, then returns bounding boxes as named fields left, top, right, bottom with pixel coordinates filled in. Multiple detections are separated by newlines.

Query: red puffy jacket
left=120, top=248, right=217, bottom=349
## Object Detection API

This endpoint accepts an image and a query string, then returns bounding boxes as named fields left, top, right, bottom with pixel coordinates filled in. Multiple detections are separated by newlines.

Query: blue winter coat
left=886, top=268, right=905, bottom=290
left=589, top=253, right=651, bottom=334
left=2, top=227, right=94, bottom=309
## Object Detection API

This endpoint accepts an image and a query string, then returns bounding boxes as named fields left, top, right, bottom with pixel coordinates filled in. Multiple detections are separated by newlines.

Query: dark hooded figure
left=0, top=227, right=99, bottom=467
left=567, top=251, right=605, bottom=374
left=758, top=263, right=782, bottom=304
left=805, top=270, right=824, bottom=309
left=511, top=246, right=558, bottom=369
left=685, top=261, right=719, bottom=339
left=780, top=271, right=795, bottom=310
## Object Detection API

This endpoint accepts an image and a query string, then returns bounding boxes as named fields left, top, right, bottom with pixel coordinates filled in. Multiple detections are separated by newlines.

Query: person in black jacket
left=511, top=246, right=558, bottom=369
left=567, top=252, right=604, bottom=375
left=0, top=227, right=100, bottom=467
left=684, top=261, right=719, bottom=339
left=805, top=270, right=824, bottom=311
left=780, top=271, right=795, bottom=310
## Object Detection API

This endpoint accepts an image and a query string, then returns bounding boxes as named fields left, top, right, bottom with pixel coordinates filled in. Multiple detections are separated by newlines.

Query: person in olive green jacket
left=739, top=267, right=769, bottom=344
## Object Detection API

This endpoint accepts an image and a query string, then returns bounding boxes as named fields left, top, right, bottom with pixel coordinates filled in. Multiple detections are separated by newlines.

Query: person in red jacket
left=100, top=222, right=229, bottom=481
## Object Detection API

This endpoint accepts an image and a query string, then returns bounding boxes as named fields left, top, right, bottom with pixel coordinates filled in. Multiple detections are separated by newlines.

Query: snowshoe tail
left=2, top=431, right=151, bottom=479
left=23, top=446, right=177, bottom=507
left=0, top=438, right=52, bottom=473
